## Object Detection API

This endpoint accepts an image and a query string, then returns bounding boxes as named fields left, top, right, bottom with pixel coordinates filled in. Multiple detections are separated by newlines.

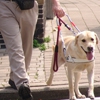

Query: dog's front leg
left=68, top=68, right=76, bottom=100
left=74, top=72, right=86, bottom=99
left=87, top=64, right=95, bottom=99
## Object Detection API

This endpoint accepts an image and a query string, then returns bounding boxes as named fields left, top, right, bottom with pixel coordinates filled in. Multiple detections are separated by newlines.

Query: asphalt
left=0, top=0, right=100, bottom=100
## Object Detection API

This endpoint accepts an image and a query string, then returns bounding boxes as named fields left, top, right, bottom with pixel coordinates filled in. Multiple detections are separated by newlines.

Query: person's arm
left=52, top=0, right=65, bottom=17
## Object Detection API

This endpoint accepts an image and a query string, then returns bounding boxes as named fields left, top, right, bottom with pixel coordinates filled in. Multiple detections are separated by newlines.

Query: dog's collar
left=66, top=55, right=95, bottom=63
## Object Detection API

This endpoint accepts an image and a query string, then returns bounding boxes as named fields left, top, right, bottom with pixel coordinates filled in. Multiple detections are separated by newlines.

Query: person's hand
left=52, top=0, right=65, bottom=17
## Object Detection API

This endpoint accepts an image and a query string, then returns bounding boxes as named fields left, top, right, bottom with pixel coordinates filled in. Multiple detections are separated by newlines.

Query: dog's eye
left=91, top=38, right=94, bottom=41
left=82, top=39, right=86, bottom=42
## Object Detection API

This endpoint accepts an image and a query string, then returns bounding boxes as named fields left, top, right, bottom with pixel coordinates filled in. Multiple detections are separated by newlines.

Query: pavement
left=0, top=0, right=100, bottom=100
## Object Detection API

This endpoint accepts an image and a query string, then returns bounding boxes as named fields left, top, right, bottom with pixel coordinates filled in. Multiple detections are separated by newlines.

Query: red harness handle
left=53, top=19, right=61, bottom=72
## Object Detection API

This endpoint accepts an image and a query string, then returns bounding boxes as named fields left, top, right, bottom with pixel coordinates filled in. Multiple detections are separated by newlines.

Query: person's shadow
left=90, top=26, right=100, bottom=38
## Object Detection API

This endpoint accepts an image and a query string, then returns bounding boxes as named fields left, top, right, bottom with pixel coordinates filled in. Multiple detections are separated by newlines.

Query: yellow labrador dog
left=46, top=31, right=99, bottom=100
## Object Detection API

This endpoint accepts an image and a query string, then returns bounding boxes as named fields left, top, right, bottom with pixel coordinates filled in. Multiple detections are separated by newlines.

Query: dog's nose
left=87, top=47, right=93, bottom=52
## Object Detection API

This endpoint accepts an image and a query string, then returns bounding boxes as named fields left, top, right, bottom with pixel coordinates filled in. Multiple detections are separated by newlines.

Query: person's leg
left=20, top=1, right=38, bottom=70
left=8, top=1, right=38, bottom=86
left=0, top=1, right=29, bottom=89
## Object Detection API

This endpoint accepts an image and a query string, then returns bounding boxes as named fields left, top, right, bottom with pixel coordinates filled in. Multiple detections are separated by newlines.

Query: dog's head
left=75, top=31, right=99, bottom=60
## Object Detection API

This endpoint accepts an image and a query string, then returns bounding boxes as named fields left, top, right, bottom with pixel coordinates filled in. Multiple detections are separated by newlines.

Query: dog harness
left=66, top=56, right=95, bottom=63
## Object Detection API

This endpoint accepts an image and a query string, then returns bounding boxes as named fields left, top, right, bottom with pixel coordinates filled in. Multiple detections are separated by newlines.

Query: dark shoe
left=18, top=82, right=33, bottom=100
left=9, top=79, right=17, bottom=90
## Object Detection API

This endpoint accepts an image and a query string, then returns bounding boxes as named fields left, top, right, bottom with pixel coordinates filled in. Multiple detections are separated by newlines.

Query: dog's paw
left=88, top=94, right=95, bottom=99
left=46, top=80, right=52, bottom=86
left=88, top=91, right=95, bottom=99
left=70, top=96, right=76, bottom=100
left=77, top=94, right=86, bottom=99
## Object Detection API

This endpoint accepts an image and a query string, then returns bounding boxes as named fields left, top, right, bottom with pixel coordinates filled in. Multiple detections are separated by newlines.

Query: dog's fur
left=46, top=31, right=99, bottom=100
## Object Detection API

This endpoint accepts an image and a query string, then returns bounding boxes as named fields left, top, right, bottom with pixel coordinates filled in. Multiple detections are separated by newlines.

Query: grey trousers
left=0, top=1, right=38, bottom=89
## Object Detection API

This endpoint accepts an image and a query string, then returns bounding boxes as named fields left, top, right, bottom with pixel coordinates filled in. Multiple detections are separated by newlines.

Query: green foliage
left=33, top=36, right=51, bottom=51
left=39, top=43, right=46, bottom=51
left=44, top=36, right=51, bottom=43
left=33, top=39, right=40, bottom=47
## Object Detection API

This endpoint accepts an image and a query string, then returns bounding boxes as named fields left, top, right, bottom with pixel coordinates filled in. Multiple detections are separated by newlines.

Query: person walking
left=0, top=0, right=65, bottom=100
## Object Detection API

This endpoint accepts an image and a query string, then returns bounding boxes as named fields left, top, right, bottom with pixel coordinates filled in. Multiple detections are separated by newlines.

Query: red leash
left=53, top=17, right=61, bottom=72
left=53, top=14, right=80, bottom=72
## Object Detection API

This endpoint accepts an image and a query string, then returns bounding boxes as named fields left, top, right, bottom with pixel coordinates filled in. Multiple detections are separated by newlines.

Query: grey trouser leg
left=0, top=1, right=38, bottom=89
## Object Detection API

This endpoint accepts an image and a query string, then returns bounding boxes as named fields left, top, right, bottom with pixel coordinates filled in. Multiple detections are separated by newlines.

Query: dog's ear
left=94, top=32, right=99, bottom=44
left=75, top=34, right=79, bottom=45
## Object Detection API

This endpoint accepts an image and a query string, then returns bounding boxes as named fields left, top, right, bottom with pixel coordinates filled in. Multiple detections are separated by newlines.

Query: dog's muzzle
left=81, top=46, right=94, bottom=60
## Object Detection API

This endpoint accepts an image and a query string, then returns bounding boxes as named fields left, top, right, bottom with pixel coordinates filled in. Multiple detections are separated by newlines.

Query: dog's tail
left=52, top=45, right=55, bottom=52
